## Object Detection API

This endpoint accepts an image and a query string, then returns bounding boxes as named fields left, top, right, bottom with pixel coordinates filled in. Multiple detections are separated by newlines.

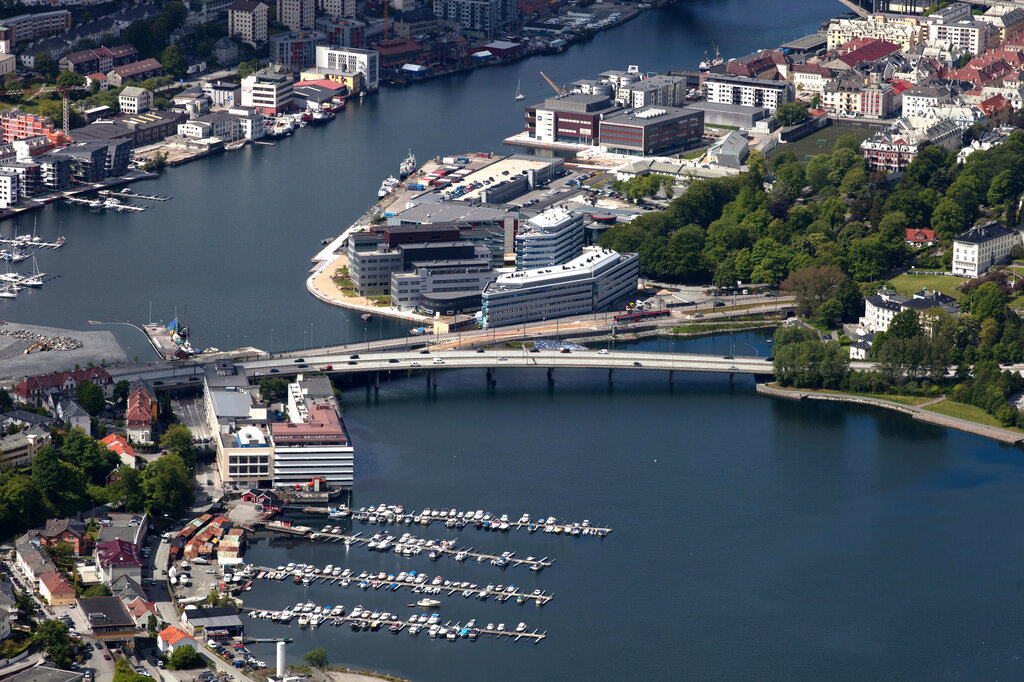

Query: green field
left=924, top=399, right=1024, bottom=432
left=769, top=125, right=874, bottom=161
left=887, top=273, right=969, bottom=299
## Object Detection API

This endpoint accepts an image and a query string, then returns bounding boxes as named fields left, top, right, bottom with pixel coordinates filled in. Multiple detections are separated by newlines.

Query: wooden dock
left=253, top=568, right=555, bottom=605
left=65, top=196, right=147, bottom=212
left=241, top=607, right=546, bottom=643
left=306, top=529, right=556, bottom=571
left=343, top=505, right=612, bottom=537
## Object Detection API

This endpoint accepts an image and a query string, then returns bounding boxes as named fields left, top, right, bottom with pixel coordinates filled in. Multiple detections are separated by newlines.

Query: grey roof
left=2, top=667, right=83, bottom=682
left=209, top=390, right=252, bottom=419
left=866, top=294, right=902, bottom=312
left=600, top=105, right=699, bottom=129
left=0, top=580, right=17, bottom=609
left=95, top=523, right=143, bottom=547
left=78, top=596, right=134, bottom=629
left=539, top=93, right=617, bottom=114
left=40, top=518, right=86, bottom=539
left=2, top=409, right=58, bottom=427
left=120, top=86, right=148, bottom=98
left=955, top=223, right=1015, bottom=244
left=184, top=606, right=243, bottom=627
left=110, top=574, right=147, bottom=602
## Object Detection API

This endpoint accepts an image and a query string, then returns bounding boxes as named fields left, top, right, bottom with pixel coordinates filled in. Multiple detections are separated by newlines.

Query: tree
left=35, top=619, right=74, bottom=668
left=35, top=54, right=58, bottom=81
left=55, top=71, right=85, bottom=89
left=3, top=73, right=19, bottom=92
left=887, top=309, right=922, bottom=340
left=83, top=584, right=112, bottom=597
left=303, top=647, right=328, bottom=667
left=780, top=265, right=845, bottom=316
left=160, top=424, right=195, bottom=469
left=160, top=45, right=188, bottom=79
left=805, top=154, right=832, bottom=192
left=0, top=387, right=11, bottom=412
left=147, top=613, right=159, bottom=636
left=142, top=454, right=193, bottom=518
left=103, top=466, right=146, bottom=511
left=816, top=298, right=844, bottom=327
left=237, top=59, right=262, bottom=79
left=259, top=377, right=289, bottom=403
left=113, top=380, right=131, bottom=408
left=31, top=447, right=88, bottom=516
left=167, top=644, right=202, bottom=670
left=774, top=100, right=810, bottom=126
left=75, top=382, right=105, bottom=416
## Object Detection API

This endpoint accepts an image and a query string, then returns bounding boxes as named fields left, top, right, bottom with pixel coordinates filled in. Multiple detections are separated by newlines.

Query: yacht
left=416, top=598, right=440, bottom=608
left=377, top=175, right=400, bottom=199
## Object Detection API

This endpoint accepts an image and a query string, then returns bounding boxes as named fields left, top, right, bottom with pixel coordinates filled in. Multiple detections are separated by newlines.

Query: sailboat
left=514, top=80, right=525, bottom=101
left=23, top=255, right=42, bottom=287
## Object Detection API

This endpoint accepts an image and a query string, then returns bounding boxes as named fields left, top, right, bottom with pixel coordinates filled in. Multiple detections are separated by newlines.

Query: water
left=0, top=0, right=829, bottom=357
left=236, top=334, right=1024, bottom=680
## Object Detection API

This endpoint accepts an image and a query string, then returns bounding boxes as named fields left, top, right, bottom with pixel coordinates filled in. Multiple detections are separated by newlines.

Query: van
left=432, top=357, right=444, bottom=364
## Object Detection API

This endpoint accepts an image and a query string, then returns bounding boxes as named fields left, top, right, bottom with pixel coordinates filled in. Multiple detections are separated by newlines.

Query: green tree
left=774, top=100, right=810, bottom=126
left=102, top=466, right=146, bottom=511
left=31, top=447, right=88, bottom=516
left=35, top=54, right=58, bottom=81
left=805, top=154, right=832, bottom=192
left=159, top=424, right=195, bottom=469
left=303, top=647, right=328, bottom=667
left=35, top=619, right=74, bottom=668
left=167, top=644, right=202, bottom=669
left=113, top=380, right=131, bottom=408
left=887, top=309, right=922, bottom=339
left=160, top=45, right=188, bottom=79
left=780, top=265, right=845, bottom=316
left=75, top=382, right=105, bottom=416
left=258, top=377, right=289, bottom=403
left=0, top=387, right=11, bottom=412
left=83, top=584, right=112, bottom=597
left=147, top=613, right=159, bottom=636
left=55, top=71, right=85, bottom=89
left=237, top=59, right=262, bottom=79
left=816, top=298, right=844, bottom=327
left=142, top=454, right=193, bottom=519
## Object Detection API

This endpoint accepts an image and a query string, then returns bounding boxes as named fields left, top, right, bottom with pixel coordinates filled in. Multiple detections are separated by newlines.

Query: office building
left=315, top=45, right=378, bottom=90
left=704, top=74, right=794, bottom=111
left=270, top=375, right=353, bottom=488
left=391, top=257, right=497, bottom=312
left=598, top=105, right=703, bottom=156
left=515, top=207, right=584, bottom=269
left=277, top=0, right=314, bottom=30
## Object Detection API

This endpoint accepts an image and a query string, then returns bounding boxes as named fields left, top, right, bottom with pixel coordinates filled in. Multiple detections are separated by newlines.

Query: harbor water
left=238, top=335, right=1024, bottom=680
left=0, top=0, right=828, bottom=355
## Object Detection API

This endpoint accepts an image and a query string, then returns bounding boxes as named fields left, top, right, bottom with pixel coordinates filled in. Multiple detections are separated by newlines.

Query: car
left=322, top=365, right=333, bottom=370
left=529, top=348, right=540, bottom=353
left=823, top=334, right=832, bottom=340
left=498, top=356, right=508, bottom=361
left=350, top=354, right=359, bottom=359
left=598, top=349, right=609, bottom=354
left=476, top=349, right=485, bottom=353
left=433, top=357, right=444, bottom=364
left=103, top=655, right=111, bottom=661
left=419, top=349, right=430, bottom=354
left=270, top=368, right=279, bottom=373
left=294, top=358, right=305, bottom=363
left=410, top=361, right=420, bottom=367
left=296, top=363, right=308, bottom=368
left=206, top=480, right=213, bottom=485
left=388, top=358, right=399, bottom=364
left=712, top=301, right=725, bottom=307
left=692, top=313, right=704, bottom=318
left=633, top=361, right=642, bottom=367
left=765, top=357, right=773, bottom=362
left=153, top=380, right=163, bottom=386
left=560, top=348, right=571, bottom=354
left=722, top=355, right=734, bottom=360
left=347, top=361, right=357, bottom=365
left=729, top=366, right=738, bottom=371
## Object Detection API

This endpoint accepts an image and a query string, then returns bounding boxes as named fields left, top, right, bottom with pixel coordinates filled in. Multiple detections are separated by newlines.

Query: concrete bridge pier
left=432, top=370, right=438, bottom=389
left=486, top=368, right=492, bottom=386
left=547, top=368, right=554, bottom=384
left=668, top=370, right=674, bottom=386
left=608, top=368, right=614, bottom=386
left=374, top=372, right=380, bottom=393
left=489, top=367, right=497, bottom=387
left=729, top=372, right=734, bottom=386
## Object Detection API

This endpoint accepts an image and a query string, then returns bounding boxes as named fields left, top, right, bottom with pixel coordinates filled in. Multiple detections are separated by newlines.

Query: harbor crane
left=540, top=71, right=566, bottom=96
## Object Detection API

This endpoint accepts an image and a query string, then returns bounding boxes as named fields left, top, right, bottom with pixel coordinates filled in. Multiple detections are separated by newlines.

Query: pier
left=252, top=568, right=555, bottom=605
left=65, top=196, right=147, bottom=212
left=348, top=505, right=612, bottom=537
left=0, top=236, right=65, bottom=249
left=98, top=189, right=171, bottom=201
left=241, top=607, right=547, bottom=644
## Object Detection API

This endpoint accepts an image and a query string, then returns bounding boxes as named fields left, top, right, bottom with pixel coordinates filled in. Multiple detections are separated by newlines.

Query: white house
left=157, top=625, right=195, bottom=654
left=118, top=86, right=152, bottom=114
left=952, top=222, right=1019, bottom=277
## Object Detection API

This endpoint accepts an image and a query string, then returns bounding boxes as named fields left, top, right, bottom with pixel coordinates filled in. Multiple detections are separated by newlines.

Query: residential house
left=101, top=433, right=137, bottom=471
left=0, top=607, right=9, bottom=641
left=0, top=426, right=51, bottom=467
left=124, top=597, right=158, bottom=629
left=906, top=228, right=936, bottom=248
left=157, top=625, right=196, bottom=654
left=110, top=574, right=147, bottom=604
left=858, top=287, right=959, bottom=333
left=95, top=539, right=142, bottom=584
left=228, top=0, right=267, bottom=47
left=790, top=62, right=833, bottom=94
left=13, top=367, right=113, bottom=407
left=15, top=534, right=56, bottom=589
left=860, top=118, right=962, bottom=172
left=952, top=222, right=1020, bottom=277
left=36, top=518, right=88, bottom=555
left=125, top=385, right=155, bottom=445
left=118, top=87, right=152, bottom=115
left=240, top=489, right=283, bottom=512
left=53, top=397, right=90, bottom=433
left=106, top=59, right=162, bottom=88
left=38, top=570, right=76, bottom=606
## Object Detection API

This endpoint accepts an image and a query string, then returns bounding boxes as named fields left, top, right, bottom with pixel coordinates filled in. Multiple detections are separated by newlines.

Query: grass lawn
left=768, top=125, right=872, bottom=160
left=771, top=384, right=934, bottom=406
left=887, top=273, right=968, bottom=299
left=923, top=399, right=1024, bottom=432
left=670, top=321, right=774, bottom=334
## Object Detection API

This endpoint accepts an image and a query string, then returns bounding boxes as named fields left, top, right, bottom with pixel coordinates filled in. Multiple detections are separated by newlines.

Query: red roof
left=791, top=62, right=832, bottom=77
left=906, top=228, right=936, bottom=244
left=96, top=539, right=141, bottom=568
left=297, top=78, right=345, bottom=91
left=889, top=79, right=913, bottom=95
left=110, top=58, right=162, bottom=78
left=126, top=388, right=152, bottom=428
left=14, top=367, right=111, bottom=399
left=158, top=625, right=194, bottom=646
left=101, top=433, right=135, bottom=458
left=39, top=570, right=75, bottom=595
left=126, top=597, right=157, bottom=618
left=835, top=39, right=900, bottom=67
left=979, top=93, right=1009, bottom=115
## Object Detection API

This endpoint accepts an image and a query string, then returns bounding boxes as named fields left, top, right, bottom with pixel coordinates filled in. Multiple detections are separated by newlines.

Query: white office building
left=481, top=247, right=639, bottom=328
left=704, top=74, right=794, bottom=111
left=271, top=375, right=353, bottom=488
left=0, top=172, right=19, bottom=208
left=315, top=45, right=378, bottom=90
left=515, top=207, right=584, bottom=270
left=952, top=222, right=1019, bottom=277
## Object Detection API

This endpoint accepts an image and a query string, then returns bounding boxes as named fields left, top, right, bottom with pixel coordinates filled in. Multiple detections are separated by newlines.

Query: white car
left=432, top=357, right=444, bottom=364
left=598, top=349, right=609, bottom=355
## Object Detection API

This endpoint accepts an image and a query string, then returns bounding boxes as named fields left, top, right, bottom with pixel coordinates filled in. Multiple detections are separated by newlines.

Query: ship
left=699, top=42, right=723, bottom=71
left=378, top=175, right=400, bottom=198
left=399, top=149, right=416, bottom=179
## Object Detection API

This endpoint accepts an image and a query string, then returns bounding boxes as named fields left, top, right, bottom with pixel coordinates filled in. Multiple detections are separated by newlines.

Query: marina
left=97, top=189, right=172, bottom=202
left=251, top=565, right=555, bottom=606
left=64, top=196, right=148, bottom=212
left=241, top=605, right=546, bottom=644
left=264, top=521, right=556, bottom=571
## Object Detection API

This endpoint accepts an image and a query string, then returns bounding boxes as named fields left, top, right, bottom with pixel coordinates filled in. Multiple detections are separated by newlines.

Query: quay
left=252, top=568, right=555, bottom=605
left=241, top=607, right=547, bottom=643
left=98, top=189, right=171, bottom=201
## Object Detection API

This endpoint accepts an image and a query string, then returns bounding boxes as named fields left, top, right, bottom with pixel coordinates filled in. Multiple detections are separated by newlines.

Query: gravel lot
left=0, top=321, right=128, bottom=382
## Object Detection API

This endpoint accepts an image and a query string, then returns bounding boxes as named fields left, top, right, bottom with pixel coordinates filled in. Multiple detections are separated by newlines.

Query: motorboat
left=416, top=598, right=440, bottom=608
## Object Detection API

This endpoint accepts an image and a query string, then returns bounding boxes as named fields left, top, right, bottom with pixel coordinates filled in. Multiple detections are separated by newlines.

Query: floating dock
left=241, top=607, right=546, bottom=644
left=98, top=189, right=171, bottom=201
left=253, top=567, right=554, bottom=605
left=0, top=237, right=64, bottom=249
left=322, top=504, right=612, bottom=537
left=65, top=196, right=147, bottom=212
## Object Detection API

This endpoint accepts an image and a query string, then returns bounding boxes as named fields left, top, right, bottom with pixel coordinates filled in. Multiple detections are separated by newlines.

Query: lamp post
left=269, top=328, right=274, bottom=357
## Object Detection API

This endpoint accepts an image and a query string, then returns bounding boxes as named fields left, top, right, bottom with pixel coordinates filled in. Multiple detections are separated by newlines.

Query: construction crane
left=540, top=71, right=566, bottom=96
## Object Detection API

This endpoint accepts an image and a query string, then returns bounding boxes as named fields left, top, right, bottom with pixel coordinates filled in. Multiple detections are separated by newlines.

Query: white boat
left=514, top=79, right=525, bottom=101
left=416, top=598, right=440, bottom=608
left=377, top=175, right=400, bottom=198
left=0, top=289, right=15, bottom=298
left=297, top=614, right=310, bottom=627
left=399, top=149, right=416, bottom=178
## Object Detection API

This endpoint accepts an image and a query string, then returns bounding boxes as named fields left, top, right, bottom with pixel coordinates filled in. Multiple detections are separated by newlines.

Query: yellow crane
left=540, top=71, right=566, bottom=96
